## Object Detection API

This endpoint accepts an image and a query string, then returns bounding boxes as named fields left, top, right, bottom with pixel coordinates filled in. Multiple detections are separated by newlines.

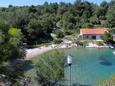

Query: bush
left=54, top=39, right=63, bottom=44
left=96, top=41, right=104, bottom=46
left=33, top=50, right=65, bottom=86
left=80, top=40, right=89, bottom=47
left=82, top=23, right=94, bottom=28
left=54, top=30, right=64, bottom=38
left=101, top=32, right=113, bottom=44
left=65, top=30, right=72, bottom=35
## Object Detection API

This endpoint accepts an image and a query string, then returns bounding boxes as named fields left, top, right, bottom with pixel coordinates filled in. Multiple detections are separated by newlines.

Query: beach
left=25, top=43, right=77, bottom=60
left=25, top=46, right=53, bottom=60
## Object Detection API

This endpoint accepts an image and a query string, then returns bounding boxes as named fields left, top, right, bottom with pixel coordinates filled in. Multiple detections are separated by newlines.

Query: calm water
left=65, top=48, right=115, bottom=86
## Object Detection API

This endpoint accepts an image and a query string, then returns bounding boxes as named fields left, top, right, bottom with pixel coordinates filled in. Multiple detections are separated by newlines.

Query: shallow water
left=64, top=48, right=115, bottom=86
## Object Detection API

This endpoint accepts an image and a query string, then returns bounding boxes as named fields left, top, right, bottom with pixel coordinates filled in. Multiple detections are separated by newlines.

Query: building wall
left=80, top=34, right=102, bottom=41
left=113, top=34, right=115, bottom=40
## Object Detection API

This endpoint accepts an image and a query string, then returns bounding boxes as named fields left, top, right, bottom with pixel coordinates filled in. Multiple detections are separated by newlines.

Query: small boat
left=113, top=51, right=115, bottom=55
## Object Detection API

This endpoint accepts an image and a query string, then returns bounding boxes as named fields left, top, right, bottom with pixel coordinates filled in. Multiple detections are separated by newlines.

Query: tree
left=90, top=15, right=100, bottom=24
left=8, top=28, right=23, bottom=46
left=0, top=26, right=26, bottom=85
left=105, top=6, right=115, bottom=28
left=100, top=1, right=109, bottom=19
left=29, top=5, right=37, bottom=13
left=9, top=5, right=13, bottom=8
left=57, top=2, right=68, bottom=15
left=82, top=23, right=94, bottom=28
left=0, top=0, right=114, bottom=45
left=101, top=32, right=113, bottom=43
left=54, top=30, right=64, bottom=38
left=0, top=27, right=24, bottom=62
left=0, top=29, right=5, bottom=44
left=35, top=50, right=65, bottom=86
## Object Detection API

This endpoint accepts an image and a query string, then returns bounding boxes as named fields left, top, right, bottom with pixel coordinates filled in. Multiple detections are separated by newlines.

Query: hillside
left=0, top=0, right=115, bottom=45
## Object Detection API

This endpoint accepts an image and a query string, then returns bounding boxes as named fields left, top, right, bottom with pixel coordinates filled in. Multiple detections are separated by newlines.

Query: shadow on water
left=72, top=83, right=91, bottom=86
left=99, top=56, right=112, bottom=66
left=10, top=59, right=34, bottom=71
left=100, top=61, right=112, bottom=66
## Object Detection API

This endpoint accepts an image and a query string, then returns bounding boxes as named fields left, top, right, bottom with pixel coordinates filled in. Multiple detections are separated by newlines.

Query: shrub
left=34, top=50, right=65, bottom=86
left=82, top=23, right=94, bottom=28
left=96, top=41, right=104, bottom=46
left=101, top=32, right=113, bottom=44
left=54, top=39, right=63, bottom=44
left=54, top=30, right=64, bottom=38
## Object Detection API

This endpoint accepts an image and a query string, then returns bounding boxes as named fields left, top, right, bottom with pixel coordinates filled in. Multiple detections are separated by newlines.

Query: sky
left=0, top=0, right=111, bottom=7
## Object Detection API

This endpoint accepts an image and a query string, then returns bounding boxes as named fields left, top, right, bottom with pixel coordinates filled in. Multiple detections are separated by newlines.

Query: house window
left=86, top=35, right=89, bottom=39
left=92, top=36, right=96, bottom=39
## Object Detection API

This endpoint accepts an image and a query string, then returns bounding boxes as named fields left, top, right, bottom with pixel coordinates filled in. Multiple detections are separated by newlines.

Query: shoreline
left=25, top=43, right=77, bottom=60
left=25, top=46, right=53, bottom=60
left=25, top=44, right=115, bottom=60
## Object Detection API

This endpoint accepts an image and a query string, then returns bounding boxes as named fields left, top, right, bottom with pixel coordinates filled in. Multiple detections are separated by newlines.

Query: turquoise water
left=65, top=48, right=115, bottom=86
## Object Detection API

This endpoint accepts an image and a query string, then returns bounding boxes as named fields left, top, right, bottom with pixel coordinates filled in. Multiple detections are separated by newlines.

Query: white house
left=80, top=28, right=108, bottom=41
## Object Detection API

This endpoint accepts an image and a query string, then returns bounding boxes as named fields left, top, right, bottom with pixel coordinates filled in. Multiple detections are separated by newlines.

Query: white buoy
left=67, top=55, right=73, bottom=86
left=67, top=55, right=72, bottom=65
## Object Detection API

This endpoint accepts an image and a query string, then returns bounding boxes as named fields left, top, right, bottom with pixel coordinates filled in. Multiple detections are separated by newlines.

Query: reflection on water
left=71, top=83, right=91, bottom=86
left=100, top=61, right=112, bottom=66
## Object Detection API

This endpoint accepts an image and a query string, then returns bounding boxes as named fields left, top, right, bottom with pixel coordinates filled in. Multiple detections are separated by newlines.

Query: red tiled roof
left=80, top=28, right=108, bottom=35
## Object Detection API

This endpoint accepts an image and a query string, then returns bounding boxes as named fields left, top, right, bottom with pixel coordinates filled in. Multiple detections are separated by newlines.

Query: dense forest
left=0, top=0, right=115, bottom=85
left=0, top=0, right=115, bottom=45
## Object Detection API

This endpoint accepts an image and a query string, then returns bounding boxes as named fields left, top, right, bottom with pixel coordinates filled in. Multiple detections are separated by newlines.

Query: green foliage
left=95, top=41, right=104, bottom=46
left=0, top=1, right=115, bottom=85
left=0, top=22, right=25, bottom=85
left=0, top=0, right=114, bottom=45
left=105, top=6, right=115, bottom=28
left=0, top=26, right=24, bottom=64
left=33, top=50, right=65, bottom=86
left=54, top=30, right=64, bottom=38
left=101, top=32, right=113, bottom=43
left=82, top=23, right=94, bottom=28
left=8, top=28, right=23, bottom=46
left=80, top=40, right=88, bottom=47
left=0, top=60, right=31, bottom=86
left=0, top=30, right=5, bottom=44
left=90, top=15, right=100, bottom=24
left=54, top=39, right=63, bottom=44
